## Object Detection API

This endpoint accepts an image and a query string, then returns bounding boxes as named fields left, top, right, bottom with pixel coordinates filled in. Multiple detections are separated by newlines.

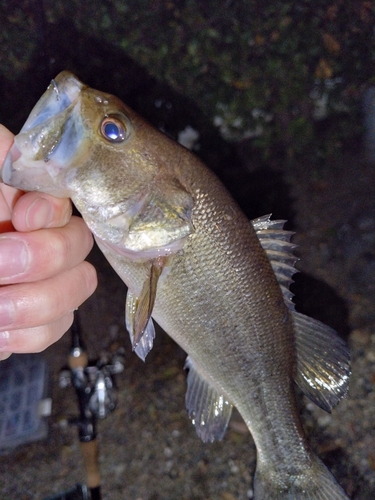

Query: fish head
left=2, top=72, right=84, bottom=196
left=2, top=71, right=152, bottom=199
left=2, top=71, right=194, bottom=259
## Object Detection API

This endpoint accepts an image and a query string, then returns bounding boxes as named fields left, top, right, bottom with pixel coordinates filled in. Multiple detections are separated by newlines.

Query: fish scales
left=2, top=72, right=351, bottom=499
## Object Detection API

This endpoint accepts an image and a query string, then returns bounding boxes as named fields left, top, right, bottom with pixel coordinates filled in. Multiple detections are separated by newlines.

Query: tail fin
left=254, top=453, right=350, bottom=499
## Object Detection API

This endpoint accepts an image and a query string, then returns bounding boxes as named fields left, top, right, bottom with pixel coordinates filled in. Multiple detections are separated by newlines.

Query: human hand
left=0, top=124, right=97, bottom=361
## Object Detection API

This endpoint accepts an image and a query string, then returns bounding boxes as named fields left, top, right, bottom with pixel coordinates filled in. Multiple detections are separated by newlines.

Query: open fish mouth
left=1, top=72, right=85, bottom=193
left=20, top=72, right=83, bottom=134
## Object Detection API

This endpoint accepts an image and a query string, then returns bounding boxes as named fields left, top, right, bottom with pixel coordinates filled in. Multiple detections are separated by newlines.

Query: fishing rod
left=45, top=314, right=124, bottom=500
left=67, top=318, right=102, bottom=500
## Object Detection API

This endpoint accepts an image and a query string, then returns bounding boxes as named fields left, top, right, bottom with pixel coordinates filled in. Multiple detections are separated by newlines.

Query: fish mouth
left=20, top=71, right=84, bottom=135
left=1, top=72, right=85, bottom=193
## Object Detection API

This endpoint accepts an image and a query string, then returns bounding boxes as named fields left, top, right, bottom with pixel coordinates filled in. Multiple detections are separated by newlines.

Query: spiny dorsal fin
left=252, top=214, right=298, bottom=310
left=252, top=214, right=351, bottom=412
left=184, top=356, right=233, bottom=443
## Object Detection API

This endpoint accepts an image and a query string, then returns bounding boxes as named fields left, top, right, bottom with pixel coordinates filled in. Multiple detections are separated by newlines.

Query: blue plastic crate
left=0, top=353, right=50, bottom=453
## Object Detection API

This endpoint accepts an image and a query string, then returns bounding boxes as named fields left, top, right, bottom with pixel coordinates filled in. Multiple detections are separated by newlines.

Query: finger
left=0, top=125, right=22, bottom=224
left=0, top=188, right=15, bottom=232
left=0, top=184, right=22, bottom=223
left=0, top=261, right=97, bottom=334
left=0, top=216, right=94, bottom=284
left=0, top=312, right=75, bottom=354
left=0, top=124, right=14, bottom=166
left=12, top=191, right=73, bottom=231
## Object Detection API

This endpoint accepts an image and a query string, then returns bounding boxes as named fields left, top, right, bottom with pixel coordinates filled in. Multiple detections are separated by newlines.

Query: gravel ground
left=1, top=142, right=375, bottom=499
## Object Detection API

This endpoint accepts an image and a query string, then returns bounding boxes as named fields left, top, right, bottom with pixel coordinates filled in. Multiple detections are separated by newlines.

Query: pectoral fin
left=293, top=311, right=351, bottom=412
left=125, top=257, right=165, bottom=360
left=125, top=290, right=156, bottom=361
left=184, top=356, right=233, bottom=443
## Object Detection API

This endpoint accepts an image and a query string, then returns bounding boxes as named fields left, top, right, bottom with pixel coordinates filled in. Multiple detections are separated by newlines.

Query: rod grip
left=68, top=351, right=89, bottom=370
left=80, top=439, right=101, bottom=489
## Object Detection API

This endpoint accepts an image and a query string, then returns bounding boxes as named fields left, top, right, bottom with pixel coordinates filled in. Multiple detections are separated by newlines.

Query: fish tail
left=254, top=454, right=350, bottom=499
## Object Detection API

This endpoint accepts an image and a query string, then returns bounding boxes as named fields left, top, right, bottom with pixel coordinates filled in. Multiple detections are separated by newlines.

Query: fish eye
left=100, top=115, right=127, bottom=143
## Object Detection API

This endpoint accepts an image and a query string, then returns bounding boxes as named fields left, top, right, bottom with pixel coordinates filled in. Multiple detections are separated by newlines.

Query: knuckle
left=40, top=216, right=93, bottom=272
left=74, top=261, right=98, bottom=299
left=46, top=262, right=97, bottom=319
left=1, top=261, right=96, bottom=338
left=38, top=195, right=72, bottom=229
left=9, top=313, right=74, bottom=353
left=56, top=198, right=73, bottom=226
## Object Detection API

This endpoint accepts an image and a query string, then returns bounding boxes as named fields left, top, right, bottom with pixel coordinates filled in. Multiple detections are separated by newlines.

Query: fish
left=2, top=71, right=351, bottom=499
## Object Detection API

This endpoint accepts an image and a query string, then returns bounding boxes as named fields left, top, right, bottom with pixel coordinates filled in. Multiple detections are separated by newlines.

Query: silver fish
left=2, top=72, right=351, bottom=499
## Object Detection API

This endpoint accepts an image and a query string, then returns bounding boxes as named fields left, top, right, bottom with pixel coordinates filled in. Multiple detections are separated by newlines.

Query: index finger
left=0, top=124, right=14, bottom=167
left=0, top=125, right=22, bottom=222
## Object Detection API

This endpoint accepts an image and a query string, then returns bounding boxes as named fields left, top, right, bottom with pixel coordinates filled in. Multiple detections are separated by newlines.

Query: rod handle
left=80, top=439, right=101, bottom=489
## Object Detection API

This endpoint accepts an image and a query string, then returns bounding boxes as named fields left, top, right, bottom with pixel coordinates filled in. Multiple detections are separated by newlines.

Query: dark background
left=0, top=2, right=374, bottom=498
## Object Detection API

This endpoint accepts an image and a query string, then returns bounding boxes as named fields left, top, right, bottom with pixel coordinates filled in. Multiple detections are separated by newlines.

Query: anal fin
left=184, top=356, right=233, bottom=443
left=293, top=311, right=351, bottom=412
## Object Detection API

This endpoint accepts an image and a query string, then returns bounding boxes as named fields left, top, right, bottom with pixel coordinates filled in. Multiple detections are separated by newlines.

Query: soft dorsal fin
left=252, top=214, right=297, bottom=310
left=184, top=356, right=233, bottom=442
left=292, top=311, right=350, bottom=412
left=252, top=214, right=351, bottom=412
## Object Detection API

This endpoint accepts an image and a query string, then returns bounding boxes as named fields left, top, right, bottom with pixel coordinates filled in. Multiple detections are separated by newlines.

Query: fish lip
left=11, top=72, right=86, bottom=178
left=20, top=71, right=83, bottom=134
left=1, top=72, right=85, bottom=192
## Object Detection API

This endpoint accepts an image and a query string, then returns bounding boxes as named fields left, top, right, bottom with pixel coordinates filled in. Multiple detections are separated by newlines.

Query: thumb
left=12, top=192, right=73, bottom=231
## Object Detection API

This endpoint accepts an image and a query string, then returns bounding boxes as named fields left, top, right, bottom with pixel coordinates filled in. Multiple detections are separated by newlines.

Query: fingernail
left=0, top=330, right=10, bottom=349
left=0, top=238, right=30, bottom=278
left=26, top=197, right=53, bottom=229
